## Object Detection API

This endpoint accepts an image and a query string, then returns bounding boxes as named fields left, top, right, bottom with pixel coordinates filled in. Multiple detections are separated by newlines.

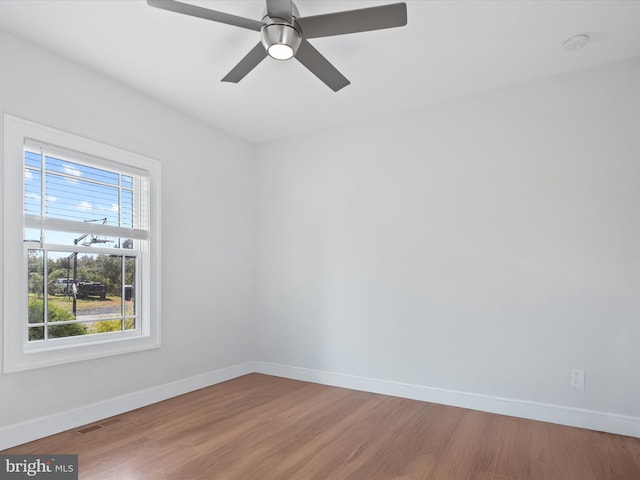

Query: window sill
left=4, top=332, right=161, bottom=373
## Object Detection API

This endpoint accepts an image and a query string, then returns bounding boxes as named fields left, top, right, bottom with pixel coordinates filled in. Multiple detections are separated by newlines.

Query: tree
left=27, top=250, right=44, bottom=297
left=95, top=255, right=122, bottom=295
left=29, top=272, right=44, bottom=297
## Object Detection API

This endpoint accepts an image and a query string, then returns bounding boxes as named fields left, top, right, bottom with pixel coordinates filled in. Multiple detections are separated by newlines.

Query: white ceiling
left=0, top=0, right=639, bottom=144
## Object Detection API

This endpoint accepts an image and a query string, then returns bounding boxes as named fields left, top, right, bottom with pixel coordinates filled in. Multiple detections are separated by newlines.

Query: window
left=3, top=115, right=161, bottom=372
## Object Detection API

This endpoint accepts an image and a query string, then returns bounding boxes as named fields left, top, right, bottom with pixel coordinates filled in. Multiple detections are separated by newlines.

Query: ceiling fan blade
left=266, top=0, right=293, bottom=23
left=221, top=43, right=268, bottom=83
left=295, top=40, right=350, bottom=92
left=297, top=2, right=407, bottom=39
left=147, top=0, right=262, bottom=31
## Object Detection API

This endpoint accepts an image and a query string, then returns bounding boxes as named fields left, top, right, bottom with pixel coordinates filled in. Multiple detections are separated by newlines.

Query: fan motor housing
left=261, top=17, right=302, bottom=60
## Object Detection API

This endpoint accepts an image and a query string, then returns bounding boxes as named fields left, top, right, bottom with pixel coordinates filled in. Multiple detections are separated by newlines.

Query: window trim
left=2, top=114, right=162, bottom=373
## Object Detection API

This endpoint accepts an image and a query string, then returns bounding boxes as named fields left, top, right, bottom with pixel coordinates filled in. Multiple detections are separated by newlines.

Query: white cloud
left=63, top=163, right=82, bottom=177
left=77, top=201, right=92, bottom=211
left=110, top=203, right=119, bottom=212
left=26, top=192, right=41, bottom=200
left=46, top=195, right=57, bottom=202
left=25, top=170, right=33, bottom=180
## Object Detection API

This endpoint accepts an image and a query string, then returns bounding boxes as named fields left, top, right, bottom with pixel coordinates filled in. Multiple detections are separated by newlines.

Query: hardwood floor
left=3, top=374, right=640, bottom=479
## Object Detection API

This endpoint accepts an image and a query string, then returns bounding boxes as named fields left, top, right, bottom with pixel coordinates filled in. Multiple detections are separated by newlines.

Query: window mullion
left=118, top=173, right=122, bottom=229
left=43, top=249, right=49, bottom=341
left=41, top=146, right=48, bottom=341
left=121, top=255, right=126, bottom=330
left=39, top=148, right=45, bottom=247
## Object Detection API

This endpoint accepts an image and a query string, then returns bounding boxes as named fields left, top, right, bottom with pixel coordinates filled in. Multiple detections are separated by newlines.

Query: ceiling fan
left=147, top=0, right=407, bottom=92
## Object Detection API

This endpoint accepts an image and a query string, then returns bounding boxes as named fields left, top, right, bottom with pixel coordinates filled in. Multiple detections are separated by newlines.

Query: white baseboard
left=254, top=361, right=640, bottom=439
left=0, top=361, right=257, bottom=451
left=3, top=360, right=638, bottom=451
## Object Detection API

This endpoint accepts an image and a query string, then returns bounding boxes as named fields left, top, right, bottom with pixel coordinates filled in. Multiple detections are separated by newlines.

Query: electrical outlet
left=571, top=369, right=585, bottom=390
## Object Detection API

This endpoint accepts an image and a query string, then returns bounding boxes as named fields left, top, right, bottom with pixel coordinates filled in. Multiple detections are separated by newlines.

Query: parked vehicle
left=76, top=282, right=107, bottom=299
left=49, top=278, right=107, bottom=299
left=49, top=278, right=77, bottom=296
left=124, top=285, right=134, bottom=301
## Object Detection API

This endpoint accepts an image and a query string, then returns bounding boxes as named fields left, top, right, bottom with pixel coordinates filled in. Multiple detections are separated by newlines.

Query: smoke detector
left=564, top=34, right=589, bottom=50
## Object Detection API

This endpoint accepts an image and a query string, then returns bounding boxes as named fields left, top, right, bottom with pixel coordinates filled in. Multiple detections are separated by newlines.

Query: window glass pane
left=45, top=156, right=119, bottom=186
left=25, top=150, right=41, bottom=169
left=28, top=326, right=44, bottom=342
left=121, top=189, right=133, bottom=228
left=122, top=175, right=133, bottom=189
left=24, top=168, right=41, bottom=216
left=45, top=172, right=120, bottom=226
left=28, top=249, right=44, bottom=324
left=125, top=256, right=136, bottom=317
left=46, top=251, right=76, bottom=299
left=89, top=319, right=123, bottom=334
left=47, top=322, right=88, bottom=339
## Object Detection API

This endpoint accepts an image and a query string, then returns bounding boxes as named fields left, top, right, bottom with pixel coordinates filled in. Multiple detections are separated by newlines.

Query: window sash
left=24, top=145, right=150, bottom=238
left=24, top=242, right=142, bottom=345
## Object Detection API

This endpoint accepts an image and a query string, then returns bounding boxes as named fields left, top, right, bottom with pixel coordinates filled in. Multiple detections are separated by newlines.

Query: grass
left=45, top=293, right=120, bottom=311
left=29, top=293, right=134, bottom=316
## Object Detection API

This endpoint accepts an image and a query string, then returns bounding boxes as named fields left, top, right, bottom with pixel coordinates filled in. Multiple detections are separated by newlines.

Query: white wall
left=254, top=58, right=640, bottom=419
left=0, top=30, right=255, bottom=429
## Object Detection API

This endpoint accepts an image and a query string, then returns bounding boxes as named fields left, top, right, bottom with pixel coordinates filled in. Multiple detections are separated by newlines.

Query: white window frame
left=2, top=114, right=161, bottom=373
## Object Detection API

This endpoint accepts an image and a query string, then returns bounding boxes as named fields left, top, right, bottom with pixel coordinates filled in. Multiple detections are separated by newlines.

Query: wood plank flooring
left=3, top=373, right=640, bottom=479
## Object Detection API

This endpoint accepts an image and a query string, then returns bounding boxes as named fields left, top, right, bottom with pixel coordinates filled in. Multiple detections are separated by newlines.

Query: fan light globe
left=268, top=44, right=294, bottom=60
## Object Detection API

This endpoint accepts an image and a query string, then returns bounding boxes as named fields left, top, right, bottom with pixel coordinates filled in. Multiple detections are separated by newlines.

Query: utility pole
left=71, top=218, right=108, bottom=315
